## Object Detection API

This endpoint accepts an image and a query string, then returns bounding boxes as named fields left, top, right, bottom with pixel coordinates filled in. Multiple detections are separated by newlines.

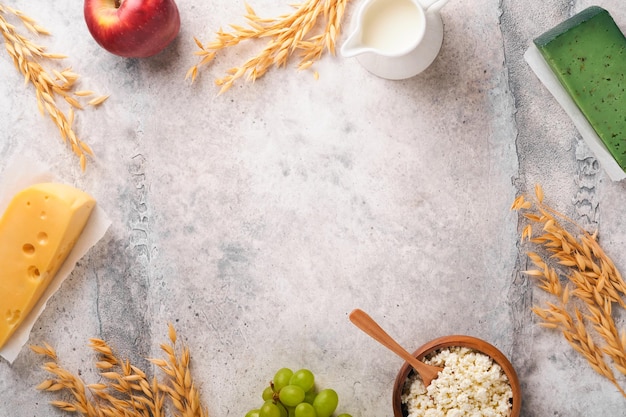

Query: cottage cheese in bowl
left=392, top=336, right=521, bottom=417
left=402, top=347, right=513, bottom=417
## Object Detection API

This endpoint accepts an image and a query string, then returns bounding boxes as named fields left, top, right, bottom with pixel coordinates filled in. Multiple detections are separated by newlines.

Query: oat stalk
left=0, top=3, right=108, bottom=170
left=31, top=324, right=207, bottom=417
left=150, top=323, right=208, bottom=417
left=187, top=0, right=350, bottom=94
left=512, top=184, right=626, bottom=397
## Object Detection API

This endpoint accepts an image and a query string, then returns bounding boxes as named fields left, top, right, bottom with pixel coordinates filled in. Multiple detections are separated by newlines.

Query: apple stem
left=115, top=0, right=121, bottom=7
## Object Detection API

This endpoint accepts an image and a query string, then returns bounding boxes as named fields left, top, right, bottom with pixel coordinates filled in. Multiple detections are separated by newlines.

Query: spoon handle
left=349, top=308, right=442, bottom=386
left=349, top=309, right=419, bottom=363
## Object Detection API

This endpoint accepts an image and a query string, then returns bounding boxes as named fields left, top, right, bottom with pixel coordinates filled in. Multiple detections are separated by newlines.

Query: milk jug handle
left=423, top=0, right=448, bottom=14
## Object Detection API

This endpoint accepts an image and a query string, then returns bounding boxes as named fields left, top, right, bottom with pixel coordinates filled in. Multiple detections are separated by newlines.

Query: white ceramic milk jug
left=341, top=0, right=449, bottom=80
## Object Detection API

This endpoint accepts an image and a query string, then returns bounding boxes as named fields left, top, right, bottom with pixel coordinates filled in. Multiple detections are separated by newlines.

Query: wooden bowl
left=392, top=335, right=521, bottom=417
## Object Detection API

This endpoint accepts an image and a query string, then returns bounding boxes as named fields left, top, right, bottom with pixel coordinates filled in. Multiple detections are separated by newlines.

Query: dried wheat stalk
left=150, top=323, right=208, bottom=417
left=31, top=324, right=207, bottom=417
left=187, top=0, right=350, bottom=94
left=0, top=3, right=108, bottom=170
left=512, top=184, right=626, bottom=397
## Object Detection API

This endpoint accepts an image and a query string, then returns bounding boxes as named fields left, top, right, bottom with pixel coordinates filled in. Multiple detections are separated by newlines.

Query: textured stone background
left=1, top=0, right=626, bottom=416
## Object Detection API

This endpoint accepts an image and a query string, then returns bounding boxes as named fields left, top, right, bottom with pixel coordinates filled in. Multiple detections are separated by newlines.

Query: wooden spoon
left=349, top=309, right=443, bottom=387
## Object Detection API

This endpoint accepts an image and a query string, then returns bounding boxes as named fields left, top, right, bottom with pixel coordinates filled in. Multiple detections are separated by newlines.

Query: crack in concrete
left=95, top=270, right=103, bottom=336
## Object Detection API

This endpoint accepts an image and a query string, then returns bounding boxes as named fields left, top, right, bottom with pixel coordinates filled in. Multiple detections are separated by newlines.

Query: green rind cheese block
left=534, top=6, right=626, bottom=171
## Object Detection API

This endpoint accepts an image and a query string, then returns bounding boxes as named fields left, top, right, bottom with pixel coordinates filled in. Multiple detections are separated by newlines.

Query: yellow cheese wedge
left=0, top=183, right=95, bottom=349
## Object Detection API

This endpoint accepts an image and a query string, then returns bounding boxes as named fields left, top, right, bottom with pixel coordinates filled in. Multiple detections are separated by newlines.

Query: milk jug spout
left=340, top=28, right=369, bottom=58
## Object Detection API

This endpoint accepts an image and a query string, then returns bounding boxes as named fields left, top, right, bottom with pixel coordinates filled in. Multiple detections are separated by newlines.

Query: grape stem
left=269, top=381, right=280, bottom=401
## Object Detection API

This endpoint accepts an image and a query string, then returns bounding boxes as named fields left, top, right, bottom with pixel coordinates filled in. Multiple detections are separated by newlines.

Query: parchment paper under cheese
left=0, top=156, right=111, bottom=364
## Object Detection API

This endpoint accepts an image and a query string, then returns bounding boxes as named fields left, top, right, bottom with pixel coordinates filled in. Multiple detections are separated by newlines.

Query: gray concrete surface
left=1, top=0, right=626, bottom=415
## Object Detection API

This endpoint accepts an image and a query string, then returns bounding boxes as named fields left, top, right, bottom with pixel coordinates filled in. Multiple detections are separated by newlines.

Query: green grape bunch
left=245, top=367, right=354, bottom=417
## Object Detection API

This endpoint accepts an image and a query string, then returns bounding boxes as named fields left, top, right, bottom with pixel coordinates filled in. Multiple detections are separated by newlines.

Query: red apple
left=84, top=0, right=180, bottom=58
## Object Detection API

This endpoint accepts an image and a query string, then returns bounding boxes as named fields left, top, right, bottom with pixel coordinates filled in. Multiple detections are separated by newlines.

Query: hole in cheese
left=37, top=232, right=48, bottom=245
left=28, top=265, right=41, bottom=279
left=6, top=309, right=20, bottom=326
left=23, top=243, right=35, bottom=255
left=40, top=211, right=46, bottom=219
